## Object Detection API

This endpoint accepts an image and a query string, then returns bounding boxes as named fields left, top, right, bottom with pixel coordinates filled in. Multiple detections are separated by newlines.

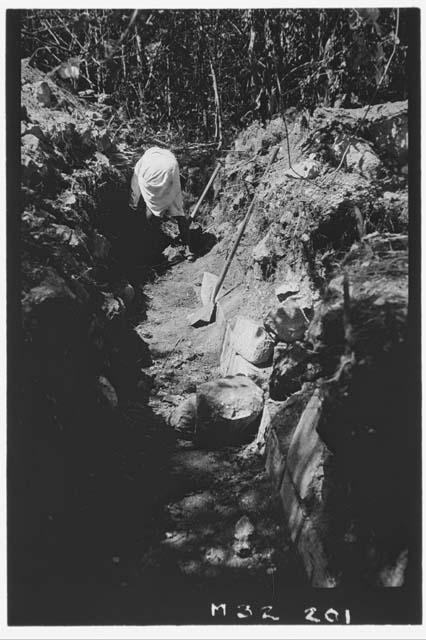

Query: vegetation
left=21, top=8, right=407, bottom=143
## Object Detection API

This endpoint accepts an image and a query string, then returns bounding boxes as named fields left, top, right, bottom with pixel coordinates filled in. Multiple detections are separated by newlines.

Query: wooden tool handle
left=211, top=145, right=280, bottom=303
left=190, top=162, right=222, bottom=221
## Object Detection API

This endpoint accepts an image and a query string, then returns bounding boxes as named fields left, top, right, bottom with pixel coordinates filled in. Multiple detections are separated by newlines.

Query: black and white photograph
left=4, top=4, right=422, bottom=632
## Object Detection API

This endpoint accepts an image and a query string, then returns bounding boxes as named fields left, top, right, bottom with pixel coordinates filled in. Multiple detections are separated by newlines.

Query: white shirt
left=134, top=147, right=185, bottom=218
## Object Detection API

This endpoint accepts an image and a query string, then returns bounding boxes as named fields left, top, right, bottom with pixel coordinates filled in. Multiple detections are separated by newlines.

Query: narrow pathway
left=123, top=255, right=307, bottom=622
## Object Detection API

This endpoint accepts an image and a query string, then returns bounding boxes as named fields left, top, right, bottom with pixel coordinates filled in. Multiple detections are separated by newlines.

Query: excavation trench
left=16, top=175, right=307, bottom=624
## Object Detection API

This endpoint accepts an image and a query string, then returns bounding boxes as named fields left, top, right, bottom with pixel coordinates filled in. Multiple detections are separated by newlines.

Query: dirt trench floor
left=116, top=254, right=308, bottom=623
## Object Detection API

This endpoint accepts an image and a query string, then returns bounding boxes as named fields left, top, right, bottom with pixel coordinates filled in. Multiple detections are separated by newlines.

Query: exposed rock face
left=211, top=101, right=411, bottom=588
left=195, top=376, right=264, bottom=448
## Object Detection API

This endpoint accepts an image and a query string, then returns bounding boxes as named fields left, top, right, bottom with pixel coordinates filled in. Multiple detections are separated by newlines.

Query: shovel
left=189, top=145, right=280, bottom=328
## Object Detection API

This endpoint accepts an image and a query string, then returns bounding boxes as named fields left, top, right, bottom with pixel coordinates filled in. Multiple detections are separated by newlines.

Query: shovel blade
left=188, top=301, right=216, bottom=327
left=200, top=271, right=219, bottom=305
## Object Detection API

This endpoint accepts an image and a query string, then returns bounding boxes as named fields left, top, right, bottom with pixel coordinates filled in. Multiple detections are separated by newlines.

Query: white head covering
left=135, top=147, right=185, bottom=218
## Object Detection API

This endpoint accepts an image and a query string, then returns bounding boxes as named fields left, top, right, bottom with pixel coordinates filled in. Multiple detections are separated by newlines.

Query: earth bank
left=11, top=57, right=413, bottom=623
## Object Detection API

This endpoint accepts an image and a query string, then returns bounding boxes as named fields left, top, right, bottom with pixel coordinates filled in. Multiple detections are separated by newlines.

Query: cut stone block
left=297, top=517, right=338, bottom=588
left=219, top=322, right=271, bottom=387
left=232, top=316, right=274, bottom=365
left=265, top=427, right=286, bottom=490
left=286, top=390, right=326, bottom=501
left=280, top=468, right=305, bottom=543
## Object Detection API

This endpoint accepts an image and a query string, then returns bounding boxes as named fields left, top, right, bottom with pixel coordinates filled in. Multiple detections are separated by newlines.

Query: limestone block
left=265, top=427, right=286, bottom=490
left=297, top=517, right=338, bottom=588
left=280, top=469, right=305, bottom=543
left=232, top=316, right=274, bottom=365
left=286, top=390, right=326, bottom=501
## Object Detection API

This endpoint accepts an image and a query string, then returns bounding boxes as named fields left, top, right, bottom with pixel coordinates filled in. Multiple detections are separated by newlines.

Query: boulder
left=195, top=376, right=264, bottom=448
left=232, top=316, right=274, bottom=365
left=169, top=395, right=197, bottom=438
left=264, top=299, right=309, bottom=343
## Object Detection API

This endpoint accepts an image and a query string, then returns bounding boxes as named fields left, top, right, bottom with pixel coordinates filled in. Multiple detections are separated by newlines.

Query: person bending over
left=129, top=146, right=194, bottom=260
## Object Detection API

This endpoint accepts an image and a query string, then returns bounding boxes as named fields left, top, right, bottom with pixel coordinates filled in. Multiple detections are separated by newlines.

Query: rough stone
left=22, top=269, right=77, bottom=315
left=233, top=515, right=255, bottom=558
left=252, top=224, right=285, bottom=265
left=332, top=134, right=382, bottom=179
left=101, top=292, right=126, bottom=320
left=275, top=281, right=300, bottom=303
left=163, top=245, right=182, bottom=262
left=195, top=376, right=264, bottom=448
left=264, top=299, right=309, bottom=343
left=169, top=394, right=197, bottom=438
left=34, top=81, right=52, bottom=107
left=232, top=316, right=274, bottom=365
left=270, top=342, right=321, bottom=401
left=284, top=155, right=321, bottom=180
